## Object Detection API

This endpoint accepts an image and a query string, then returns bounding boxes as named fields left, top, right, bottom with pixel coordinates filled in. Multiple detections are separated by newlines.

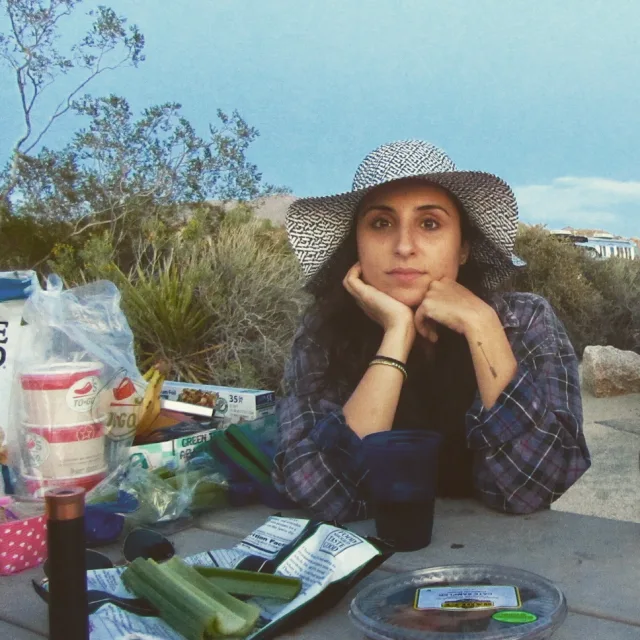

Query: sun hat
left=286, top=140, right=524, bottom=291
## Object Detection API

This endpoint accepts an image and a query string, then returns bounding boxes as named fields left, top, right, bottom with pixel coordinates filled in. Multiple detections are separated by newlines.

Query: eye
left=421, top=218, right=440, bottom=230
left=371, top=217, right=391, bottom=229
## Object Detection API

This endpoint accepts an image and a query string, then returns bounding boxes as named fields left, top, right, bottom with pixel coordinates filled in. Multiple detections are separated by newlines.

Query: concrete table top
left=1, top=499, right=638, bottom=638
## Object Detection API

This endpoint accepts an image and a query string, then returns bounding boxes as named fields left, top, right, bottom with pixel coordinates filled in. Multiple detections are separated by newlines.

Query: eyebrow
left=359, top=204, right=452, bottom=217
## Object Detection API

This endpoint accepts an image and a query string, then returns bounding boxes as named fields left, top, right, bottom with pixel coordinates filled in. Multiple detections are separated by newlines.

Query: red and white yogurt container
left=23, top=419, right=106, bottom=478
left=20, top=362, right=105, bottom=426
left=22, top=469, right=107, bottom=498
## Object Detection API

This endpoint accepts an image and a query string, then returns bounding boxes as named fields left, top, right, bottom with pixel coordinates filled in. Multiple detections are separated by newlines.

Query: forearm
left=468, top=363, right=589, bottom=513
left=273, top=392, right=372, bottom=521
left=343, top=325, right=414, bottom=438
left=465, top=306, right=517, bottom=409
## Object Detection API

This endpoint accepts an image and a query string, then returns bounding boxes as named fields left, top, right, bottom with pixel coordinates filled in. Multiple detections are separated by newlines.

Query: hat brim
left=286, top=170, right=521, bottom=290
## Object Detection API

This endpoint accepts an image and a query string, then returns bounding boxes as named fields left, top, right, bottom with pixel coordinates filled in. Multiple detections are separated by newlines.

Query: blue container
left=0, top=271, right=37, bottom=302
left=363, top=430, right=443, bottom=551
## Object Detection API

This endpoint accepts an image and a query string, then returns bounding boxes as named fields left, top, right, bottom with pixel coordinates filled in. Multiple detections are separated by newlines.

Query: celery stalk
left=122, top=559, right=213, bottom=639
left=158, top=561, right=249, bottom=636
left=163, top=558, right=261, bottom=636
left=122, top=557, right=262, bottom=638
left=193, top=566, right=302, bottom=600
left=164, top=469, right=207, bottom=490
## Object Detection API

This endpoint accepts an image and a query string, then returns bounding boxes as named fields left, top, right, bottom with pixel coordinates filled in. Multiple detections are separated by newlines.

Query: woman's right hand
left=343, top=263, right=415, bottom=337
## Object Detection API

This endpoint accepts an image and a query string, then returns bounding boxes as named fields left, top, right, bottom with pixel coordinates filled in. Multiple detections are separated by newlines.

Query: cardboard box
left=160, top=381, right=276, bottom=424
left=128, top=413, right=278, bottom=471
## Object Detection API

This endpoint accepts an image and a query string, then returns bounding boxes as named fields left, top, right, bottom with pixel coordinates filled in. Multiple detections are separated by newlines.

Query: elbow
left=477, top=489, right=551, bottom=515
left=271, top=465, right=368, bottom=523
left=477, top=456, right=592, bottom=516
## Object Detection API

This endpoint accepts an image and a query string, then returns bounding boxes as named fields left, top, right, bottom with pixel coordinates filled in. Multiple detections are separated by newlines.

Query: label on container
left=66, top=375, right=100, bottom=412
left=107, top=376, right=143, bottom=442
left=414, top=585, right=521, bottom=611
left=24, top=424, right=105, bottom=477
left=25, top=432, right=50, bottom=467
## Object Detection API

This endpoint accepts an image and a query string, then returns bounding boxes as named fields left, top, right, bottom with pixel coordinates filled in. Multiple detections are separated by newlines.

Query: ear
left=459, top=241, right=470, bottom=265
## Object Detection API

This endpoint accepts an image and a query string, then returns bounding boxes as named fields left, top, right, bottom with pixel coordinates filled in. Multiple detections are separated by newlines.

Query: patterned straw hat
left=286, top=140, right=524, bottom=291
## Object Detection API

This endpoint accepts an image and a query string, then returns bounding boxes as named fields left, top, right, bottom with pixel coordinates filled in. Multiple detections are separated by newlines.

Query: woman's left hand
left=414, top=277, right=491, bottom=339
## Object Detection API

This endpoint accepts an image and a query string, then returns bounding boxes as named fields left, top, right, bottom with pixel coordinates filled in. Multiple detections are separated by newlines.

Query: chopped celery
left=122, top=567, right=205, bottom=640
left=194, top=566, right=302, bottom=601
left=163, top=469, right=207, bottom=490
left=122, top=558, right=213, bottom=639
left=122, top=557, right=261, bottom=638
left=163, top=558, right=261, bottom=636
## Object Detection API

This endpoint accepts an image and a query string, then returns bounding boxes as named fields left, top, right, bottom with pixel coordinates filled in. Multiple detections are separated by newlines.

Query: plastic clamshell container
left=349, top=564, right=567, bottom=640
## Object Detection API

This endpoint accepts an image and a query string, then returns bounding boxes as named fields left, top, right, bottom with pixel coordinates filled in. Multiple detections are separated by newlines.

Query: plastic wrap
left=87, top=456, right=229, bottom=527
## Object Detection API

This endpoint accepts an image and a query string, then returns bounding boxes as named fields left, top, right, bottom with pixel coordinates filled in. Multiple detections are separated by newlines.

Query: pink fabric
left=0, top=515, right=47, bottom=575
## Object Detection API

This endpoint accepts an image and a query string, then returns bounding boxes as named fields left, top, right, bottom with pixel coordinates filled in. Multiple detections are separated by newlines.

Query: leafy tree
left=0, top=0, right=144, bottom=201
left=0, top=2, right=285, bottom=270
left=14, top=95, right=280, bottom=257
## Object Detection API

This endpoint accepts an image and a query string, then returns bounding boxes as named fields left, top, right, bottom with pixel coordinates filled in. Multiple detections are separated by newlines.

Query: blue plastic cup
left=362, top=430, right=443, bottom=551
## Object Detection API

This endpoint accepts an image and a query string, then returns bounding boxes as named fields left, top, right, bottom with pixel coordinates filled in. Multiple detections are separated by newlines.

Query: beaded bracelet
left=369, top=355, right=408, bottom=381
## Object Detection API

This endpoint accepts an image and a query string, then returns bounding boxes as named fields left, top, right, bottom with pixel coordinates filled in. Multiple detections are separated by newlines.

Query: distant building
left=550, top=230, right=638, bottom=260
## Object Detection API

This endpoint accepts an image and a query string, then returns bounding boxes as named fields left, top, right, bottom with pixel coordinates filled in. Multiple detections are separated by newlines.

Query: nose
left=394, top=224, right=416, bottom=257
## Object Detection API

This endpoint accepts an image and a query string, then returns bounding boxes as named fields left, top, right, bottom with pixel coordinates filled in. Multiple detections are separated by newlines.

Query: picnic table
left=0, top=499, right=638, bottom=639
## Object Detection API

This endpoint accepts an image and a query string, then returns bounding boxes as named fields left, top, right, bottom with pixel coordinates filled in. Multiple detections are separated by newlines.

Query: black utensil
left=32, top=579, right=158, bottom=617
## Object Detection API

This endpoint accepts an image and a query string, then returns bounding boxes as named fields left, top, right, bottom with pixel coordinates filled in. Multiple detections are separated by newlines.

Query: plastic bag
left=7, top=275, right=144, bottom=498
left=87, top=456, right=229, bottom=527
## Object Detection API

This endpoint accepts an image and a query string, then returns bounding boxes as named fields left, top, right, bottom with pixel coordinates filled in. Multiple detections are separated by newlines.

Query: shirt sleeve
left=466, top=295, right=591, bottom=514
left=271, top=325, right=370, bottom=522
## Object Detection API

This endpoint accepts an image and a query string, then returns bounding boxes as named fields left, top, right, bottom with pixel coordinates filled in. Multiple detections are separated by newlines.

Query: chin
left=385, top=287, right=426, bottom=309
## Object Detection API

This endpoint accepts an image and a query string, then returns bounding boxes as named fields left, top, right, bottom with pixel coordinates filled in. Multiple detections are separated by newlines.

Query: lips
left=387, top=269, right=425, bottom=282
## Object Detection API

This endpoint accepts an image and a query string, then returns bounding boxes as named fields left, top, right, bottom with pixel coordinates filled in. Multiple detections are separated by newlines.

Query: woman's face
left=356, top=179, right=469, bottom=308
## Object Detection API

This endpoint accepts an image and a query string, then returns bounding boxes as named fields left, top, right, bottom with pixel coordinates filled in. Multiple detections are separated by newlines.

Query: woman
left=273, top=140, right=590, bottom=521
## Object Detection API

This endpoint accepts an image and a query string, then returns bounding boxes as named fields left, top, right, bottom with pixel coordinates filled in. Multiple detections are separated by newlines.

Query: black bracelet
left=373, top=355, right=407, bottom=368
left=369, top=356, right=408, bottom=381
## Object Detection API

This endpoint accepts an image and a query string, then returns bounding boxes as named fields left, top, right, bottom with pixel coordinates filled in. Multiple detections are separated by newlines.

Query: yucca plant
left=114, top=254, right=219, bottom=381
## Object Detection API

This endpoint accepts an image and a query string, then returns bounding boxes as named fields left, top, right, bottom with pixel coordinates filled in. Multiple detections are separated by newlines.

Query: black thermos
left=45, top=487, right=89, bottom=640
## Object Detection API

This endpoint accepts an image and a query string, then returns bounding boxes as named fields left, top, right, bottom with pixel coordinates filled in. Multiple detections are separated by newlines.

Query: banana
left=142, top=366, right=156, bottom=382
left=136, top=365, right=167, bottom=436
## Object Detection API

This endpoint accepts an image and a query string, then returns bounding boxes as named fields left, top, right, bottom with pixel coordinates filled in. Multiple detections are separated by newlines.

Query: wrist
left=462, top=302, right=499, bottom=339
left=380, top=324, right=415, bottom=362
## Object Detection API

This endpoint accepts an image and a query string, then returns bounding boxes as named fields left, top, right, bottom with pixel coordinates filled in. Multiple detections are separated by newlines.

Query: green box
left=127, top=414, right=278, bottom=471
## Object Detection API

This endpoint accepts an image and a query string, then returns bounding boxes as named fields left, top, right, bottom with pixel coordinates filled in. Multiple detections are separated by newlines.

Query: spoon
left=32, top=579, right=158, bottom=617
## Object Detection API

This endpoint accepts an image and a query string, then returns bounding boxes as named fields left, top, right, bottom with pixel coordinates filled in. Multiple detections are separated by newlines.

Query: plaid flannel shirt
left=272, top=292, right=591, bottom=521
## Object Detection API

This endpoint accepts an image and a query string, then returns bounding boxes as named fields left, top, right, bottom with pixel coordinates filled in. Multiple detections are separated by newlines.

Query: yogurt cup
left=21, top=362, right=105, bottom=425
left=23, top=419, right=106, bottom=478
left=23, top=469, right=107, bottom=498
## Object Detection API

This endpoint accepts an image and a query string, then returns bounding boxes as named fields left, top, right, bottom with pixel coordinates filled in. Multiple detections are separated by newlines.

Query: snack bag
left=7, top=275, right=143, bottom=497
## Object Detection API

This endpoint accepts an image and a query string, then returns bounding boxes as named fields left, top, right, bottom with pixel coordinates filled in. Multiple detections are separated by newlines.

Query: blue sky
left=2, top=0, right=640, bottom=236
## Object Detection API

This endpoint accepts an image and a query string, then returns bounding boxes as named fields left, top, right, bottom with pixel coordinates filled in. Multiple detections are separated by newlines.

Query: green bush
left=582, top=257, right=640, bottom=352
left=510, top=225, right=640, bottom=356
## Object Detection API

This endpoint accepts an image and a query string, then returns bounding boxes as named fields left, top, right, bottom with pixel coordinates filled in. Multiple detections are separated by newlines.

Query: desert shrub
left=511, top=225, right=640, bottom=356
left=0, top=211, right=73, bottom=271
left=582, top=257, right=640, bottom=352
left=510, top=225, right=603, bottom=354
left=27, top=212, right=640, bottom=390
left=51, top=209, right=308, bottom=392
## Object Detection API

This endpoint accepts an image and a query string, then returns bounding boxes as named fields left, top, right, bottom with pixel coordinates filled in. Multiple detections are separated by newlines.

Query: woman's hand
left=343, top=263, right=415, bottom=336
left=414, top=277, right=491, bottom=341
